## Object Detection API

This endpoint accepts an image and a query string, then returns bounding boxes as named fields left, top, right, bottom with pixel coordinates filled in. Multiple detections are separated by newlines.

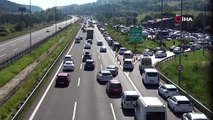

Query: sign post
left=129, top=27, right=143, bottom=53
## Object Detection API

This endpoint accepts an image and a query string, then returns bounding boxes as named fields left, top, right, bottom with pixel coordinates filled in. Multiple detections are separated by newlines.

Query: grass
left=0, top=21, right=81, bottom=119
left=0, top=22, right=52, bottom=43
left=156, top=50, right=212, bottom=110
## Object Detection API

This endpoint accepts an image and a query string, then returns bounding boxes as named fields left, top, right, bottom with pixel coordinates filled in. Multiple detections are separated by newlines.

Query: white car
left=173, top=47, right=184, bottom=54
left=167, top=95, right=193, bottom=113
left=97, top=70, right=113, bottom=82
left=63, top=55, right=73, bottom=63
left=158, top=84, right=179, bottom=98
left=63, top=61, right=75, bottom=71
left=84, top=43, right=91, bottom=49
left=182, top=112, right=208, bottom=120
left=100, top=46, right=107, bottom=52
left=155, top=50, right=167, bottom=58
left=118, top=47, right=127, bottom=55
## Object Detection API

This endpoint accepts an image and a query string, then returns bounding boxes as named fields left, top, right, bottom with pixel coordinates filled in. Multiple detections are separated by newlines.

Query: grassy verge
left=156, top=50, right=212, bottom=110
left=0, top=22, right=81, bottom=119
left=0, top=22, right=52, bottom=43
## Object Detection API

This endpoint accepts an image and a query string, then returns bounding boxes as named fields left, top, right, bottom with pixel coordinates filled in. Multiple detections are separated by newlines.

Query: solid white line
left=110, top=103, right=117, bottom=120
left=98, top=56, right=100, bottom=60
left=0, top=54, right=6, bottom=58
left=13, top=48, right=19, bottom=51
left=100, top=64, right=103, bottom=70
left=80, top=64, right=82, bottom=69
left=77, top=77, right=80, bottom=86
left=72, top=102, right=77, bottom=120
left=82, top=55, right=83, bottom=59
left=29, top=26, right=80, bottom=120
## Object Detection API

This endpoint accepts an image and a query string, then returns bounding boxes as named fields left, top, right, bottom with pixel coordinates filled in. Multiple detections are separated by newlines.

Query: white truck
left=135, top=97, right=167, bottom=120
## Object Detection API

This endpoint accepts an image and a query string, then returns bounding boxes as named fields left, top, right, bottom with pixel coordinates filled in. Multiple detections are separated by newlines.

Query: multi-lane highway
left=0, top=17, right=78, bottom=63
left=22, top=23, right=189, bottom=120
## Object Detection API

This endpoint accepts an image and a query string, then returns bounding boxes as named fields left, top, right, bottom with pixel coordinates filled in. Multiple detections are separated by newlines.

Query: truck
left=86, top=28, right=94, bottom=40
left=139, top=56, right=152, bottom=73
left=135, top=97, right=167, bottom=120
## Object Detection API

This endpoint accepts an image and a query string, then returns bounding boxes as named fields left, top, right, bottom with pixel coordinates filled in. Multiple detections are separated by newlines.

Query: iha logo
left=174, top=15, right=193, bottom=23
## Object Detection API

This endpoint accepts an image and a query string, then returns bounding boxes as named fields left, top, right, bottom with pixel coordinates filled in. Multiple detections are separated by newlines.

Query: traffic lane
left=23, top=28, right=83, bottom=120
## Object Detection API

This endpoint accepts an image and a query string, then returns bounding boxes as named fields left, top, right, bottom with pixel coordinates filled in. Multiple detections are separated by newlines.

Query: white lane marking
left=126, top=72, right=129, bottom=75
left=0, top=48, right=5, bottom=51
left=77, top=77, right=80, bottom=86
left=110, top=103, right=117, bottom=120
left=29, top=27, right=80, bottom=120
left=72, top=102, right=77, bottom=120
left=10, top=43, right=15, bottom=46
left=82, top=55, right=83, bottom=59
left=13, top=48, right=19, bottom=51
left=80, top=64, right=82, bottom=69
left=83, top=49, right=84, bottom=52
left=98, top=56, right=100, bottom=60
left=100, top=64, right=103, bottom=70
left=0, top=54, right=6, bottom=58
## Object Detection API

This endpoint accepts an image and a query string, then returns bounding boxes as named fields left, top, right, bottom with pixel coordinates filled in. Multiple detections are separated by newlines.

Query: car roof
left=57, top=72, right=69, bottom=77
left=107, top=65, right=116, bottom=68
left=109, top=79, right=121, bottom=84
left=65, top=55, right=72, bottom=58
left=124, top=91, right=138, bottom=96
left=119, top=47, right=126, bottom=50
left=101, top=70, right=111, bottom=73
left=124, top=50, right=132, bottom=53
left=163, top=84, right=177, bottom=89
left=124, top=59, right=133, bottom=62
left=187, top=112, right=208, bottom=119
left=173, top=95, right=189, bottom=101
left=65, top=61, right=73, bottom=64
left=86, top=59, right=94, bottom=62
left=144, top=68, right=158, bottom=72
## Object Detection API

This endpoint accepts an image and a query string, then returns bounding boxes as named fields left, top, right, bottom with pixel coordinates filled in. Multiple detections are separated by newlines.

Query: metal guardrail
left=155, top=52, right=213, bottom=119
left=10, top=21, right=80, bottom=119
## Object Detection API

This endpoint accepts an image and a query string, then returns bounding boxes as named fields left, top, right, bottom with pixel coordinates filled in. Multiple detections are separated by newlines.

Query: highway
left=0, top=17, right=78, bottom=63
left=22, top=24, right=185, bottom=120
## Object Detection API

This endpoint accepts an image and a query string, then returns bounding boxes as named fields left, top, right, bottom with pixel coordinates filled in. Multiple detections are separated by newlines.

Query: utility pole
left=160, top=0, right=163, bottom=47
left=29, top=0, right=32, bottom=56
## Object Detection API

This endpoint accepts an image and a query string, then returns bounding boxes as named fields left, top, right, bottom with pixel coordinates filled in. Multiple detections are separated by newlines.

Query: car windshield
left=64, top=57, right=72, bottom=61
left=168, top=88, right=177, bottom=91
left=125, top=96, right=139, bottom=101
left=111, top=83, right=121, bottom=88
left=124, top=61, right=132, bottom=64
left=103, top=72, right=111, bottom=76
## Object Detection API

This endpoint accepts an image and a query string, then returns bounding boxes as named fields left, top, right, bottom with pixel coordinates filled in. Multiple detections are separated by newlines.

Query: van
left=121, top=91, right=139, bottom=110
left=135, top=97, right=167, bottom=120
left=142, top=68, right=159, bottom=85
left=139, top=56, right=152, bottom=73
left=123, top=50, right=133, bottom=61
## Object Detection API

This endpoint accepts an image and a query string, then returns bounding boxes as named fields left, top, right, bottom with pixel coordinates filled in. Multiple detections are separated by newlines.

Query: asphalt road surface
left=22, top=24, right=193, bottom=120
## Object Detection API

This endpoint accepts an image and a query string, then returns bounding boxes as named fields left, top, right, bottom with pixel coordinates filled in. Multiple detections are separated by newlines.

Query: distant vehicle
left=169, top=45, right=176, bottom=52
left=46, top=29, right=50, bottom=32
left=123, top=50, right=133, bottom=61
left=75, top=37, right=81, bottom=43
left=82, top=52, right=92, bottom=62
left=167, top=95, right=193, bottom=113
left=118, top=47, right=127, bottom=55
left=63, top=61, right=75, bottom=71
left=86, top=28, right=94, bottom=40
left=100, top=46, right=107, bottom=52
left=112, top=41, right=121, bottom=51
left=139, top=56, right=152, bottom=73
left=142, top=48, right=154, bottom=56
left=96, top=40, right=103, bottom=46
left=173, top=47, right=184, bottom=54
left=121, top=91, right=139, bottom=110
left=84, top=59, right=95, bottom=70
left=106, top=79, right=122, bottom=95
left=55, top=73, right=70, bottom=87
left=63, top=55, right=73, bottom=64
left=142, top=68, right=159, bottom=85
left=158, top=84, right=179, bottom=98
left=157, top=30, right=170, bottom=39
left=135, top=97, right=167, bottom=120
left=87, top=39, right=93, bottom=44
left=106, top=65, right=118, bottom=77
left=153, top=47, right=166, bottom=53
left=155, top=50, right=167, bottom=58
left=182, top=112, right=208, bottom=120
left=123, top=59, right=134, bottom=71
left=84, top=43, right=91, bottom=49
left=97, top=70, right=113, bottom=82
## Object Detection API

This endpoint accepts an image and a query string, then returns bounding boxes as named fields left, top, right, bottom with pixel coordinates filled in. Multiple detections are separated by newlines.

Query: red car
left=55, top=72, right=70, bottom=87
left=106, top=79, right=122, bottom=95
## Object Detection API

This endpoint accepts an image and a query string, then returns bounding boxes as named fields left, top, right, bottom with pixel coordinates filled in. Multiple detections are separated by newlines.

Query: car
left=75, top=37, right=81, bottom=43
left=84, top=59, right=95, bottom=70
left=100, top=46, right=107, bottom=52
left=158, top=84, right=179, bottom=98
left=97, top=70, right=113, bottom=82
left=63, top=61, right=75, bottom=71
left=169, top=45, right=176, bottom=52
left=182, top=112, right=208, bottom=120
left=97, top=40, right=103, bottom=46
left=142, top=48, right=154, bottom=56
left=173, top=47, right=184, bottom=54
left=123, top=59, right=134, bottom=71
left=82, top=53, right=92, bottom=62
left=55, top=72, right=70, bottom=87
left=121, top=91, right=139, bottom=110
left=106, top=79, right=122, bottom=95
left=87, top=39, right=93, bottom=44
left=167, top=95, right=193, bottom=113
left=63, top=55, right=73, bottom=63
left=84, top=43, right=91, bottom=49
left=46, top=29, right=50, bottom=32
left=118, top=47, right=127, bottom=55
left=155, top=50, right=167, bottom=58
left=153, top=47, right=166, bottom=53
left=106, top=65, right=118, bottom=77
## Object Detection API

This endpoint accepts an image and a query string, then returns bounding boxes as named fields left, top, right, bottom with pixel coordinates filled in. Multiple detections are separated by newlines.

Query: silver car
left=97, top=70, right=113, bottom=82
left=155, top=50, right=167, bottom=58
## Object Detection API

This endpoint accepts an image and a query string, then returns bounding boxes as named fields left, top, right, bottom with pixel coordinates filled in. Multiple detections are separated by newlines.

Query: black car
left=107, top=65, right=118, bottom=77
left=84, top=59, right=95, bottom=70
left=82, top=53, right=92, bottom=62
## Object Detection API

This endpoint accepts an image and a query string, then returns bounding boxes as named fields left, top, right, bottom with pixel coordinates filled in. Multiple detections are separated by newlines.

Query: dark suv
left=84, top=59, right=95, bottom=70
left=82, top=53, right=92, bottom=62
left=55, top=73, right=70, bottom=87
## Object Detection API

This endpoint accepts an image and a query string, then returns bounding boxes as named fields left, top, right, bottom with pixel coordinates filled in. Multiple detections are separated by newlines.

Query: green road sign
left=129, top=27, right=143, bottom=42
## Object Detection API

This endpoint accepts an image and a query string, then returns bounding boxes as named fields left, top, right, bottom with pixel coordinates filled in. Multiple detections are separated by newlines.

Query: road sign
left=177, top=64, right=183, bottom=71
left=129, top=27, right=143, bottom=42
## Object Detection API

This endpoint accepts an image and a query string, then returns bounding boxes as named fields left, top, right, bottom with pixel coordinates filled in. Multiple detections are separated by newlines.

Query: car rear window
left=177, top=101, right=191, bottom=104
left=111, top=83, right=121, bottom=88
left=57, top=76, right=68, bottom=81
left=103, top=73, right=111, bottom=76
left=168, top=88, right=177, bottom=91
left=126, top=96, right=138, bottom=101
left=147, top=73, right=158, bottom=77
